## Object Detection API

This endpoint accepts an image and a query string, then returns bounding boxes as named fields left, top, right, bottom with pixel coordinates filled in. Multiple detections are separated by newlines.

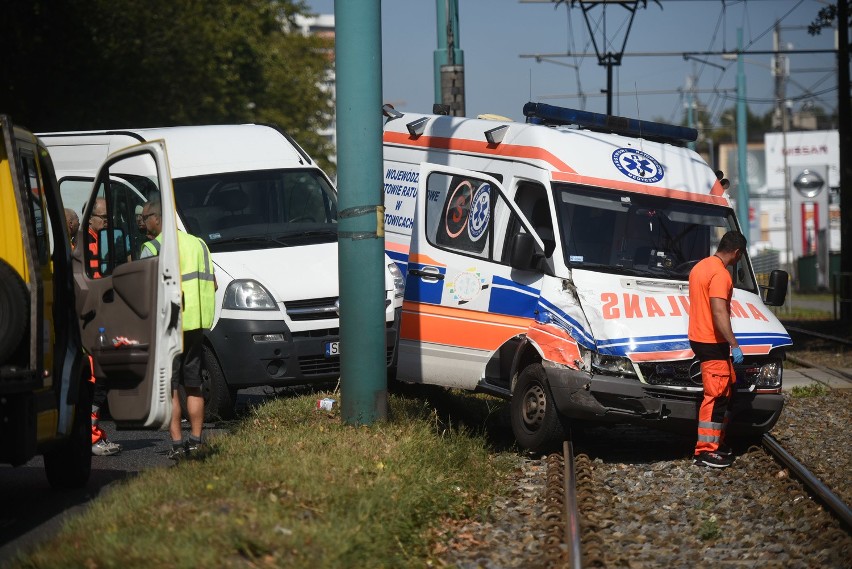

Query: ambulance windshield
left=553, top=183, right=756, bottom=291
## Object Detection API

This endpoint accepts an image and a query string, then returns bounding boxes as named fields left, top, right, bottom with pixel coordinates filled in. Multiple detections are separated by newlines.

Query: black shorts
left=172, top=328, right=205, bottom=390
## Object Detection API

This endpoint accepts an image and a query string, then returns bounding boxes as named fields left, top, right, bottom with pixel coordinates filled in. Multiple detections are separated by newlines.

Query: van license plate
left=325, top=341, right=340, bottom=357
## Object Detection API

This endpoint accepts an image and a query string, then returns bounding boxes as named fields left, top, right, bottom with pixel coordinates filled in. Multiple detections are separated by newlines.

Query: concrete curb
left=782, top=369, right=852, bottom=392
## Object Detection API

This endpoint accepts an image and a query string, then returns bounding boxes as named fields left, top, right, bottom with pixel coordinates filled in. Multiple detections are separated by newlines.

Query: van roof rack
left=523, top=102, right=697, bottom=145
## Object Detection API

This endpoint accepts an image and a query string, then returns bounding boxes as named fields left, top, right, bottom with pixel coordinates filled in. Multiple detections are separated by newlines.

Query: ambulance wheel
left=511, top=363, right=565, bottom=453
left=44, top=378, right=93, bottom=490
left=0, top=261, right=28, bottom=364
left=179, top=345, right=235, bottom=422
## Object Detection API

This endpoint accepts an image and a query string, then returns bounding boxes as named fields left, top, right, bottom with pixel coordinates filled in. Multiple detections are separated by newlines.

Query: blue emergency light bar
left=523, top=102, right=698, bottom=144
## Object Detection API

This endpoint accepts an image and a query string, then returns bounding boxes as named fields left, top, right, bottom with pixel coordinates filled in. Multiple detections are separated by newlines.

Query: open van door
left=73, top=141, right=182, bottom=429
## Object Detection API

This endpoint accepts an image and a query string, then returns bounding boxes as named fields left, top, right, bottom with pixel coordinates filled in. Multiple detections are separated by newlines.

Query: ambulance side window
left=427, top=172, right=515, bottom=261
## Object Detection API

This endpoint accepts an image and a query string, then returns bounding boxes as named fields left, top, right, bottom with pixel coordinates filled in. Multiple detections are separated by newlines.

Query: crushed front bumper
left=545, top=365, right=784, bottom=434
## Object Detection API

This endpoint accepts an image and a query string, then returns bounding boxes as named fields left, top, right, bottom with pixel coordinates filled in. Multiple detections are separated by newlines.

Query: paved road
left=0, top=387, right=279, bottom=565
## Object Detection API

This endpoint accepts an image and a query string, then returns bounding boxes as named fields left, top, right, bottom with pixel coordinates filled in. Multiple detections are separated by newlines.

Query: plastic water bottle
left=98, top=327, right=109, bottom=349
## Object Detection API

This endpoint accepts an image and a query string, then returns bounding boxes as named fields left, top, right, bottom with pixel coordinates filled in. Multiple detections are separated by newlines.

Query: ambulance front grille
left=638, top=360, right=701, bottom=388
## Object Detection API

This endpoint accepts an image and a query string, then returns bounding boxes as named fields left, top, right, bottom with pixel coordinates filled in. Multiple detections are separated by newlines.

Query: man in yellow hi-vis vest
left=141, top=198, right=216, bottom=459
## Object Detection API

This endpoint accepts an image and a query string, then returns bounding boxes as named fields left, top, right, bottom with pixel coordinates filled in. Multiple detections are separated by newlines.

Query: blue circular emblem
left=468, top=183, right=490, bottom=242
left=612, top=148, right=664, bottom=183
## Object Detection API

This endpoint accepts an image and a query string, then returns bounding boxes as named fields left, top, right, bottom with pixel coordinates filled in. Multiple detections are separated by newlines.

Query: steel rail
left=563, top=440, right=583, bottom=569
left=785, top=325, right=852, bottom=348
left=762, top=434, right=852, bottom=529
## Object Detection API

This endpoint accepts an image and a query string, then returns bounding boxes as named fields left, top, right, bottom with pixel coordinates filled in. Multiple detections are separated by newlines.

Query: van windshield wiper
left=276, top=229, right=338, bottom=239
left=207, top=235, right=288, bottom=248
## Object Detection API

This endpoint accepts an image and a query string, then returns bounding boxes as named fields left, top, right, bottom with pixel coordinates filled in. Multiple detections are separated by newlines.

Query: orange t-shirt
left=688, top=255, right=732, bottom=343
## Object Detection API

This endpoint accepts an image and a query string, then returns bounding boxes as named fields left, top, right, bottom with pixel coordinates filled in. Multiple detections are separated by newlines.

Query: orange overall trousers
left=694, top=358, right=734, bottom=455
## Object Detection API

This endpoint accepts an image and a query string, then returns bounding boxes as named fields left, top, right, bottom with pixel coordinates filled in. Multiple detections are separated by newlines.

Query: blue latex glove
left=731, top=346, right=744, bottom=364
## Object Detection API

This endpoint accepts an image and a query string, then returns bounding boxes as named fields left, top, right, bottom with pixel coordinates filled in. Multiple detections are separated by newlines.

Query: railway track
left=541, top=425, right=851, bottom=568
left=786, top=324, right=852, bottom=368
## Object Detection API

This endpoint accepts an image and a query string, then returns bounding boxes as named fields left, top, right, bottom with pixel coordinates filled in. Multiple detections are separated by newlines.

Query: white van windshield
left=554, top=183, right=756, bottom=292
left=173, top=168, right=338, bottom=252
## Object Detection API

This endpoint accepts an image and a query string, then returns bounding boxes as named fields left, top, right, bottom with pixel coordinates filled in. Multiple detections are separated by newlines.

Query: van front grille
left=299, top=355, right=340, bottom=376
left=298, top=347, right=395, bottom=377
left=285, top=297, right=339, bottom=321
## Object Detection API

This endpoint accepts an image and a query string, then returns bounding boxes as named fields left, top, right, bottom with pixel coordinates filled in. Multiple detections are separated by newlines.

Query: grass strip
left=14, top=392, right=519, bottom=569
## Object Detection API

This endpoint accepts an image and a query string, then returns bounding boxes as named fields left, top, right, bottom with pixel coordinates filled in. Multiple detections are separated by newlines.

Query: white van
left=40, top=125, right=403, bottom=419
left=382, top=103, right=791, bottom=452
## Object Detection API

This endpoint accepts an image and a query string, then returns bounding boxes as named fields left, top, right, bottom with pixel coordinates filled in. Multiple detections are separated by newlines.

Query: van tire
left=179, top=345, right=235, bottom=422
left=511, top=363, right=565, bottom=453
left=0, top=261, right=28, bottom=364
left=44, top=379, right=93, bottom=490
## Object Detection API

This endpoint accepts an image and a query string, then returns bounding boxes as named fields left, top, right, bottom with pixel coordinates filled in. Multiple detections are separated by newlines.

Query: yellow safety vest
left=142, top=231, right=215, bottom=330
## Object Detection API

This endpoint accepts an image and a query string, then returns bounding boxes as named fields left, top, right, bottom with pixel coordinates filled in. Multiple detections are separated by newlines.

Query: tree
left=0, top=0, right=335, bottom=171
left=808, top=3, right=852, bottom=39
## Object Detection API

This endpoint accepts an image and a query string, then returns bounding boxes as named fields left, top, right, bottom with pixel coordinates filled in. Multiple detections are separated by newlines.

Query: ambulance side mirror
left=509, top=232, right=537, bottom=272
left=762, top=270, right=789, bottom=307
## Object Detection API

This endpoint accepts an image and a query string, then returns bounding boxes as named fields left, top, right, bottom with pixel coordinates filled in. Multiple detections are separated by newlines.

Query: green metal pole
left=686, top=81, right=695, bottom=151
left=434, top=0, right=464, bottom=105
left=736, top=28, right=750, bottom=240
left=335, top=0, right=387, bottom=425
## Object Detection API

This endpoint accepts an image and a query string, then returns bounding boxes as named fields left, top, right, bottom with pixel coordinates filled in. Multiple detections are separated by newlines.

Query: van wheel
left=44, top=379, right=93, bottom=490
left=0, top=261, right=28, bottom=364
left=179, top=345, right=235, bottom=422
left=511, top=363, right=565, bottom=453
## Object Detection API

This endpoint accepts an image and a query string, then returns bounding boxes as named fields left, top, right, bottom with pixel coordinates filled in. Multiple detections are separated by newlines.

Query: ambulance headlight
left=744, top=361, right=782, bottom=389
left=388, top=262, right=405, bottom=298
left=592, top=353, right=637, bottom=378
left=223, top=279, right=277, bottom=310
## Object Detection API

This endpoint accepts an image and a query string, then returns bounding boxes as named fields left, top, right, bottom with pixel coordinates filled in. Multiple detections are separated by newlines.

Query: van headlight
left=223, top=279, right=277, bottom=310
left=388, top=262, right=405, bottom=298
left=592, top=353, right=637, bottom=378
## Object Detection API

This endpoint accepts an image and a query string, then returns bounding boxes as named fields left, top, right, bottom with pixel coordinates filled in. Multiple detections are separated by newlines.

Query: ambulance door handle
left=409, top=268, right=444, bottom=281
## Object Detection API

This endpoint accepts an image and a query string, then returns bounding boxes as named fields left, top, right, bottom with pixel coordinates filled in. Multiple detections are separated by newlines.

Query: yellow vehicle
left=0, top=116, right=91, bottom=488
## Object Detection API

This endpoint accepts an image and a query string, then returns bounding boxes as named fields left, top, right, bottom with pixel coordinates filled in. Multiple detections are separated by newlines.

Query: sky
left=305, top=0, right=839, bottom=128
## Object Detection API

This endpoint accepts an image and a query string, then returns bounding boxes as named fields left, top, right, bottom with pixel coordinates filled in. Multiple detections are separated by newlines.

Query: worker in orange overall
left=688, top=230, right=746, bottom=469
left=71, top=203, right=121, bottom=456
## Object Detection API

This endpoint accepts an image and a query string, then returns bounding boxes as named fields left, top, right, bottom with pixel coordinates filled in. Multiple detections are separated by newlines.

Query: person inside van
left=64, top=208, right=79, bottom=250
left=74, top=200, right=122, bottom=456
left=131, top=204, right=150, bottom=258
left=86, top=198, right=108, bottom=278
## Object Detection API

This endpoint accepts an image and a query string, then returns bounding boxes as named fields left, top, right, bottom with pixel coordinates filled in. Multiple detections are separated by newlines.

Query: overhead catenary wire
left=520, top=0, right=835, bottom=130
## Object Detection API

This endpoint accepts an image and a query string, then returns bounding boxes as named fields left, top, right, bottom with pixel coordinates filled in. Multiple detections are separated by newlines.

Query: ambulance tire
left=0, top=261, right=28, bottom=364
left=44, top=378, right=93, bottom=490
left=511, top=363, right=566, bottom=453
left=179, top=345, right=235, bottom=422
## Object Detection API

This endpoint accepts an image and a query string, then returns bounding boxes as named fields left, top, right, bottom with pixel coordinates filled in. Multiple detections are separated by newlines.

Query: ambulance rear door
left=73, top=141, right=182, bottom=429
left=400, top=164, right=545, bottom=388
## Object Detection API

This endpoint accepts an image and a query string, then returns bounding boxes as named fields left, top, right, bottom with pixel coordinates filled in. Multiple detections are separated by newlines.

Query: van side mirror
left=510, top=232, right=536, bottom=271
left=762, top=270, right=789, bottom=306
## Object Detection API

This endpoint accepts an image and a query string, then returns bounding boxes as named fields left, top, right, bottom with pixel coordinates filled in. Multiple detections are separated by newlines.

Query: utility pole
left=837, top=0, right=852, bottom=321
left=775, top=24, right=794, bottom=292
left=335, top=0, right=387, bottom=425
left=736, top=28, right=750, bottom=244
left=434, top=0, right=465, bottom=115
left=686, top=73, right=696, bottom=151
